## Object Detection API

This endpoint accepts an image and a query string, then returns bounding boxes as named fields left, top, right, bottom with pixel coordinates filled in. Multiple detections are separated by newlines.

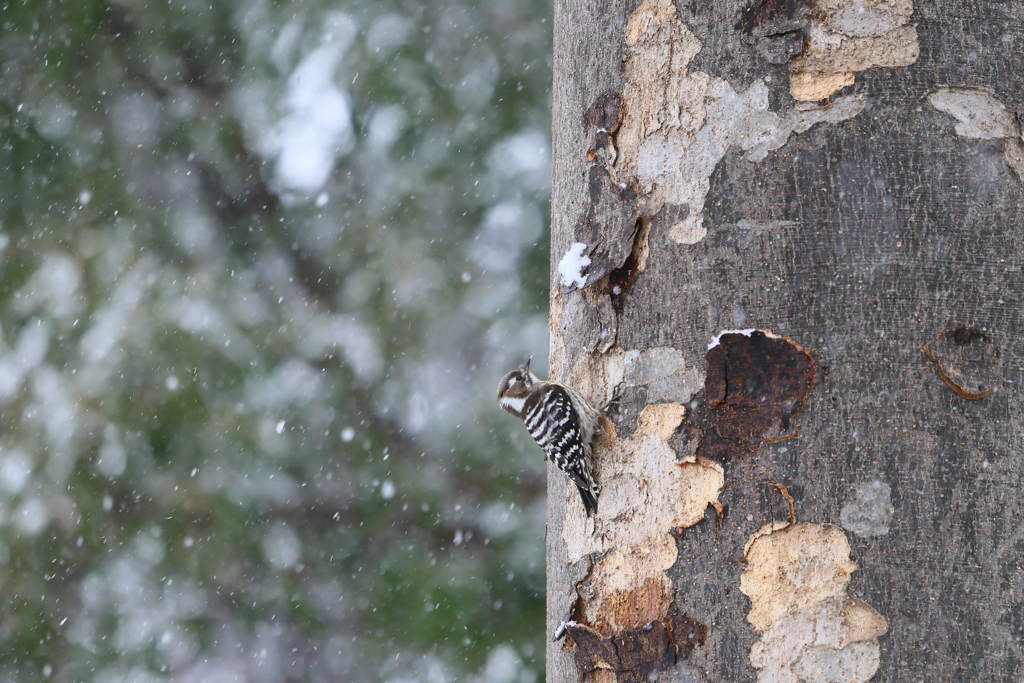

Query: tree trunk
left=548, top=1, right=1024, bottom=682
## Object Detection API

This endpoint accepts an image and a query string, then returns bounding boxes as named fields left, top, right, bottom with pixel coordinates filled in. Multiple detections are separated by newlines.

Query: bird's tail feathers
left=577, top=485, right=598, bottom=517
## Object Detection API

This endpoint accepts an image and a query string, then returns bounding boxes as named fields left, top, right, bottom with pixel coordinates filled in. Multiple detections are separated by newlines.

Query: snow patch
left=96, top=423, right=128, bottom=479
left=246, top=359, right=323, bottom=410
left=263, top=523, right=302, bottom=570
left=479, top=645, right=528, bottom=683
left=487, top=129, right=551, bottom=194
left=296, top=314, right=383, bottom=383
left=365, top=13, right=415, bottom=60
left=553, top=620, right=578, bottom=640
left=0, top=448, right=33, bottom=493
left=557, top=242, right=591, bottom=290
left=15, top=497, right=50, bottom=536
left=366, top=105, right=408, bottom=154
left=269, top=13, right=357, bottom=192
left=707, top=328, right=780, bottom=350
left=14, top=253, right=83, bottom=320
left=469, top=201, right=543, bottom=274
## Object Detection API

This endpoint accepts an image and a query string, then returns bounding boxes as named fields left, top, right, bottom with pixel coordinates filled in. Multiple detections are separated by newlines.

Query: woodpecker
left=497, top=359, right=601, bottom=516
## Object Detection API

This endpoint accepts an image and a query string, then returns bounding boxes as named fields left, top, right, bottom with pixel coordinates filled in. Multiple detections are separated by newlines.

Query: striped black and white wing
left=521, top=383, right=599, bottom=515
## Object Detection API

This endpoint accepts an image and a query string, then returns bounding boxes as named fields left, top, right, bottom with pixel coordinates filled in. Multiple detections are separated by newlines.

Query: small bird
left=496, top=359, right=601, bottom=516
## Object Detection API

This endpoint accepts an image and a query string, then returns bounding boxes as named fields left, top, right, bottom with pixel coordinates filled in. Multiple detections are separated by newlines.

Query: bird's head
left=496, top=358, right=537, bottom=417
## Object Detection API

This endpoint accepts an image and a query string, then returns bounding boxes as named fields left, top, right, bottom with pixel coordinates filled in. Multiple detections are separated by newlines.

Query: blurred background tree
left=0, top=0, right=551, bottom=681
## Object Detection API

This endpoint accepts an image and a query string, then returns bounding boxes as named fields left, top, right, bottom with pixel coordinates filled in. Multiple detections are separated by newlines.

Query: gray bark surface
left=549, top=1, right=1024, bottom=682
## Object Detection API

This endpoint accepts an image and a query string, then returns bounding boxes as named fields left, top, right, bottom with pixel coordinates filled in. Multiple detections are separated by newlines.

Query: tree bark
left=548, top=1, right=1024, bottom=682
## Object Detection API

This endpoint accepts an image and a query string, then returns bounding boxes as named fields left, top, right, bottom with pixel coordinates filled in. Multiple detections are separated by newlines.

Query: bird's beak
left=520, top=358, right=532, bottom=374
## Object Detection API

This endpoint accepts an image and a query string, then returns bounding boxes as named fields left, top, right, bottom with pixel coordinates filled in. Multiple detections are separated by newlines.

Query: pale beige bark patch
left=616, top=0, right=865, bottom=244
left=741, top=522, right=888, bottom=683
left=619, top=0, right=708, bottom=161
left=790, top=0, right=919, bottom=101
left=577, top=553, right=674, bottom=636
left=789, top=72, right=855, bottom=102
left=564, top=402, right=723, bottom=635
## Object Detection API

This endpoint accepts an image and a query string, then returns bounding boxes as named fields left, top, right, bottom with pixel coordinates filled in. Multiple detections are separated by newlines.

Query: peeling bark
left=741, top=522, right=889, bottom=683
left=551, top=1, right=1024, bottom=682
left=739, top=0, right=920, bottom=101
left=565, top=606, right=708, bottom=683
left=923, top=326, right=1001, bottom=400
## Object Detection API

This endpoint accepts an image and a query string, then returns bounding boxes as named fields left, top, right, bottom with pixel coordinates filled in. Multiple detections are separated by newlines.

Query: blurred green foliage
left=0, top=0, right=551, bottom=680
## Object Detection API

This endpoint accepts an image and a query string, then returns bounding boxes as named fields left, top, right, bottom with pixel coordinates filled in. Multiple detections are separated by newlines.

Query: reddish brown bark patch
left=566, top=607, right=707, bottom=683
left=698, top=331, right=815, bottom=461
left=578, top=576, right=671, bottom=638
left=924, top=326, right=1001, bottom=399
